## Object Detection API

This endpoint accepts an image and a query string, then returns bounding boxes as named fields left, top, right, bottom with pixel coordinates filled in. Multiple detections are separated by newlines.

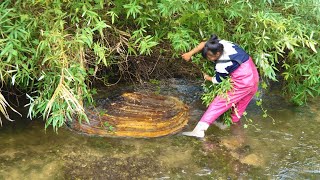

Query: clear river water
left=0, top=79, right=319, bottom=179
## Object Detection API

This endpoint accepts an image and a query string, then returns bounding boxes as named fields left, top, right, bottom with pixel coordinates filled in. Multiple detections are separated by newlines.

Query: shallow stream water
left=0, top=79, right=319, bottom=179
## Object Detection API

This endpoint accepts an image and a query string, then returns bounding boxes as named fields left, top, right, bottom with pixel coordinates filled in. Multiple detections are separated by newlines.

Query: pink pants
left=200, top=57, right=259, bottom=125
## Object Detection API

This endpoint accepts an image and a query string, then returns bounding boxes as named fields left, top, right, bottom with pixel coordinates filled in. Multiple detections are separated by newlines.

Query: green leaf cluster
left=0, top=0, right=319, bottom=130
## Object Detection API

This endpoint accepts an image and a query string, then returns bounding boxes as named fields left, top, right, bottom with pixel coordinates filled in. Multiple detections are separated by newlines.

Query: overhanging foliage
left=0, top=0, right=319, bottom=130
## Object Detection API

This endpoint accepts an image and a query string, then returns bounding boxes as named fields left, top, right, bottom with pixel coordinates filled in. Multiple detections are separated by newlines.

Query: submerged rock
left=240, top=153, right=264, bottom=167
left=221, top=137, right=244, bottom=151
left=219, top=136, right=264, bottom=167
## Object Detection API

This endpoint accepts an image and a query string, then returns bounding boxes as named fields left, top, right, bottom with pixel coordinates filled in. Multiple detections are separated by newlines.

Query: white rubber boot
left=182, top=122, right=209, bottom=138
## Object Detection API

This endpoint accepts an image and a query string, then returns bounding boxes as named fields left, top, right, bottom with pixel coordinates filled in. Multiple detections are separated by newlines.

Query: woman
left=181, top=35, right=259, bottom=138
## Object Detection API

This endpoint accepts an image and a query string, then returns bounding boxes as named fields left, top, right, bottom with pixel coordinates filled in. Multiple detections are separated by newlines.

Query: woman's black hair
left=201, top=34, right=224, bottom=58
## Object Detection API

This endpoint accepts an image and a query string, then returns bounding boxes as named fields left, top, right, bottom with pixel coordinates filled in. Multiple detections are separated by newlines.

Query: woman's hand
left=181, top=52, right=192, bottom=62
left=181, top=42, right=206, bottom=62
left=203, top=73, right=212, bottom=81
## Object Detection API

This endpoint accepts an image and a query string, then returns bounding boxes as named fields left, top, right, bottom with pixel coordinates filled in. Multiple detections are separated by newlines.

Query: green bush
left=0, top=0, right=318, bottom=130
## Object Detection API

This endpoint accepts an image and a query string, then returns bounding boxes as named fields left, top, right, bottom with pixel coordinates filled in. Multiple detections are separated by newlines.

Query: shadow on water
left=0, top=78, right=319, bottom=179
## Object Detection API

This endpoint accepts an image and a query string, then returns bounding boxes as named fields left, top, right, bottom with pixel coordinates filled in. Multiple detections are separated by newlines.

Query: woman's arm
left=181, top=42, right=206, bottom=61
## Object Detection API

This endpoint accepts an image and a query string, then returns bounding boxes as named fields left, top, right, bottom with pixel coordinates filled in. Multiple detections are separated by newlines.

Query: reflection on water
left=0, top=79, right=319, bottom=179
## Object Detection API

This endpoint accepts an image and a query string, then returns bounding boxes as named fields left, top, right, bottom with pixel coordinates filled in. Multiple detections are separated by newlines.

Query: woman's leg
left=231, top=81, right=259, bottom=122
left=231, top=58, right=259, bottom=123
left=182, top=88, right=252, bottom=138
left=199, top=87, right=253, bottom=125
left=231, top=91, right=255, bottom=123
